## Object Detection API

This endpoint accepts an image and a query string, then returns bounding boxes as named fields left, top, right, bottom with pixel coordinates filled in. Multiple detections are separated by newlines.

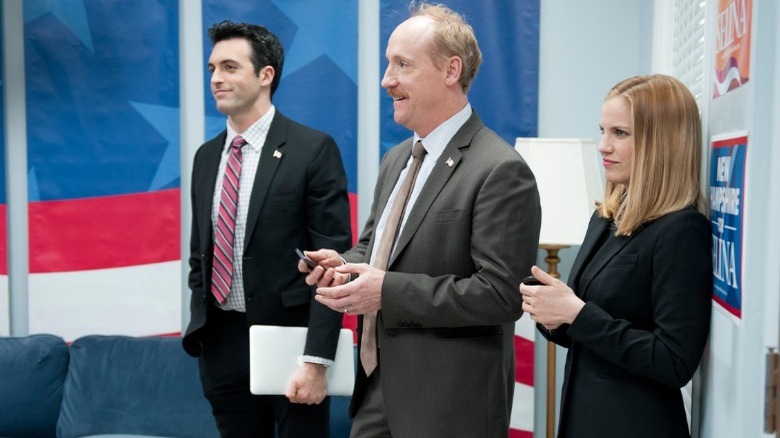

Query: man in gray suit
left=300, top=4, right=541, bottom=437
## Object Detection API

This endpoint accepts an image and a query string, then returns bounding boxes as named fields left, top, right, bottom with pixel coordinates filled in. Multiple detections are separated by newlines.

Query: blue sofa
left=0, top=334, right=352, bottom=438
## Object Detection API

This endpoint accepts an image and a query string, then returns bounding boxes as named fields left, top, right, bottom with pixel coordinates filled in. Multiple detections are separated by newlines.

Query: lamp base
left=540, top=244, right=567, bottom=280
left=540, top=244, right=569, bottom=438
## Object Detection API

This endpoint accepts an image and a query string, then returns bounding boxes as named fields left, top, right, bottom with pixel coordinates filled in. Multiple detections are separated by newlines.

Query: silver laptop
left=249, top=325, right=355, bottom=396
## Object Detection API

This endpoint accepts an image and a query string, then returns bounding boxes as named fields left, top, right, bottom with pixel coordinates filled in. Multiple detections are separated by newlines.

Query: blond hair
left=410, top=2, right=482, bottom=92
left=597, top=74, right=703, bottom=235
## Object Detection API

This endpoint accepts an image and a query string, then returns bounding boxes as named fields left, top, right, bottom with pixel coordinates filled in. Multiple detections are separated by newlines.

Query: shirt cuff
left=302, top=355, right=335, bottom=368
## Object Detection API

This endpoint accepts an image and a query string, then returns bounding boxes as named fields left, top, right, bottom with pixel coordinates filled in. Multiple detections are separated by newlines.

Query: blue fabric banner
left=379, top=0, right=539, bottom=156
left=24, top=0, right=180, bottom=201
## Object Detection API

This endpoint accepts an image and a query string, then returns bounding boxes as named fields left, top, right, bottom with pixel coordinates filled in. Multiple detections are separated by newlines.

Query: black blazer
left=183, top=111, right=352, bottom=360
left=541, top=207, right=712, bottom=438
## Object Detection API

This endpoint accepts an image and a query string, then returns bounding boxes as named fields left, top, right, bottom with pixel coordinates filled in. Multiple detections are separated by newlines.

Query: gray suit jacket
left=345, top=112, right=541, bottom=437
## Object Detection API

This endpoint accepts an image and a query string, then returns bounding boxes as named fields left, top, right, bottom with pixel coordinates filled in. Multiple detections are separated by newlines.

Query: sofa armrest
left=0, top=334, right=69, bottom=437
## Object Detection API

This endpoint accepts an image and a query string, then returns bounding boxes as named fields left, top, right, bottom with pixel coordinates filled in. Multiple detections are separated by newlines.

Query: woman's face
left=598, top=96, right=634, bottom=186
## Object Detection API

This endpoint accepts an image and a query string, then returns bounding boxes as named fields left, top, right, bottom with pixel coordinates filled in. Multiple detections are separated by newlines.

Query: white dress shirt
left=212, top=106, right=275, bottom=312
left=370, top=103, right=472, bottom=265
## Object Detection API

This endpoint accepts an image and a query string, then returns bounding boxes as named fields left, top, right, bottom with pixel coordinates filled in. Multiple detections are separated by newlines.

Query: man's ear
left=444, top=56, right=463, bottom=86
left=259, top=65, right=275, bottom=87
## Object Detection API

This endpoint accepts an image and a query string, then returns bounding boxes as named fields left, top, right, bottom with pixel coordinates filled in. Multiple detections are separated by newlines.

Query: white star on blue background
left=24, top=0, right=94, bottom=52
left=273, top=0, right=358, bottom=83
left=129, top=102, right=181, bottom=191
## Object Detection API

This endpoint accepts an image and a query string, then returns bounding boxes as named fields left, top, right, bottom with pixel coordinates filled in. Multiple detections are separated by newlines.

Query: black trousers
left=198, top=309, right=330, bottom=438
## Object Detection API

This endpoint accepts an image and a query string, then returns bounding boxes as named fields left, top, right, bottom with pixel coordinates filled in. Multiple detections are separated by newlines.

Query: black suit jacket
left=183, top=111, right=352, bottom=360
left=541, top=207, right=712, bottom=438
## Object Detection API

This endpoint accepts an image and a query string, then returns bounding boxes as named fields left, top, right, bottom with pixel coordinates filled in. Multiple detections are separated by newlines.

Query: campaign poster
left=709, top=133, right=748, bottom=320
left=713, top=0, right=752, bottom=98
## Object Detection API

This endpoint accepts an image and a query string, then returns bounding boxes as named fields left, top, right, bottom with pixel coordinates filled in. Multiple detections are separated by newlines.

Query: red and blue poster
left=710, top=132, right=748, bottom=320
left=713, top=0, right=752, bottom=98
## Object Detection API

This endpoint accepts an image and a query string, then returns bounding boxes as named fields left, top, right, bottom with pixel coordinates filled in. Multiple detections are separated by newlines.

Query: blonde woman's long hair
left=597, top=74, right=704, bottom=236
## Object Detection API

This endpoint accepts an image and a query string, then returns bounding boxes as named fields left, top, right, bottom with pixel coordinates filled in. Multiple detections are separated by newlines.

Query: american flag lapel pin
left=273, top=149, right=283, bottom=159
left=445, top=157, right=454, bottom=167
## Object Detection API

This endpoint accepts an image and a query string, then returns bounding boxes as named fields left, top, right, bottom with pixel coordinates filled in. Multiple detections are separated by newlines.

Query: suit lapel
left=576, top=220, right=637, bottom=300
left=243, top=112, right=287, bottom=249
left=198, top=132, right=227, bottom=250
left=378, top=139, right=416, bottom=225
left=566, top=213, right=606, bottom=290
left=388, top=113, right=482, bottom=267
left=359, top=139, right=414, bottom=262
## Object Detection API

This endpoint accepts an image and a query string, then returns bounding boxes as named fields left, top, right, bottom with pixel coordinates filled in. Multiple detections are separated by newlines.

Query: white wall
left=537, top=0, right=653, bottom=273
left=698, top=0, right=780, bottom=436
left=535, top=0, right=653, bottom=432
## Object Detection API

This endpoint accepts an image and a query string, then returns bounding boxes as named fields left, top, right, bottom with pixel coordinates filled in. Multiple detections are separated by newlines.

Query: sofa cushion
left=57, top=335, right=219, bottom=438
left=330, top=395, right=352, bottom=437
left=0, top=334, right=69, bottom=438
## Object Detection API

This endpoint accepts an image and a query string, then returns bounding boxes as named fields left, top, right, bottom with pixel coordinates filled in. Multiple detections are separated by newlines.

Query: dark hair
left=208, top=20, right=284, bottom=96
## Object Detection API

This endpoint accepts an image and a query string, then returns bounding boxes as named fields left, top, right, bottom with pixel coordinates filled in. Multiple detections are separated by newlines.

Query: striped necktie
left=211, top=135, right=246, bottom=303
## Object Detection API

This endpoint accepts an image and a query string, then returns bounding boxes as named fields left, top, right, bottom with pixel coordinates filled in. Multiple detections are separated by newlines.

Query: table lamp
left=515, top=137, right=604, bottom=438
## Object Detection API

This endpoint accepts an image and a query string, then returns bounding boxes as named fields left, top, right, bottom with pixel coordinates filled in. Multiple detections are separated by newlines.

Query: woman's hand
left=519, top=265, right=585, bottom=329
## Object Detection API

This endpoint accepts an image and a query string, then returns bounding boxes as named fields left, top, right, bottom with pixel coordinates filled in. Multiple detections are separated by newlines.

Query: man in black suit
left=182, top=21, right=352, bottom=438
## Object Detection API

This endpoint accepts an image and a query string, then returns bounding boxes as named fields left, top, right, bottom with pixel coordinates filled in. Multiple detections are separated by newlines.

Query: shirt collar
left=224, top=105, right=276, bottom=153
left=413, top=103, right=472, bottom=161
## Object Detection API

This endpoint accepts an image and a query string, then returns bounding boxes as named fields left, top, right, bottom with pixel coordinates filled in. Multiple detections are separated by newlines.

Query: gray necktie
left=360, top=140, right=427, bottom=376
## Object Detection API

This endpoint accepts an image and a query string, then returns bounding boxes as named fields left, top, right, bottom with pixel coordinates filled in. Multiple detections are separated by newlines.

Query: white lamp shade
left=515, top=137, right=604, bottom=246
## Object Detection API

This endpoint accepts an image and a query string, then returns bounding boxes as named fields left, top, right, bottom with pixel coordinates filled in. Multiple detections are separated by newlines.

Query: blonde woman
left=520, top=74, right=711, bottom=438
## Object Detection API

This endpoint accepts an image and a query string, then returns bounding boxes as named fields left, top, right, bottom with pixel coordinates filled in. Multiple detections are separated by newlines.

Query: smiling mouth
left=387, top=90, right=406, bottom=101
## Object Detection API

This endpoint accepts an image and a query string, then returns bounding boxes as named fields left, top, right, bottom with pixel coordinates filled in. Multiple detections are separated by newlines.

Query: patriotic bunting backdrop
left=21, top=0, right=181, bottom=340
left=4, top=0, right=538, bottom=435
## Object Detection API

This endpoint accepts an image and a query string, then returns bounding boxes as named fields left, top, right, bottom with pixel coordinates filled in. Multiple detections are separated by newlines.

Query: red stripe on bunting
left=509, top=429, right=533, bottom=438
left=515, top=334, right=534, bottom=386
left=0, top=204, right=6, bottom=275
left=29, top=189, right=180, bottom=273
left=348, top=192, right=358, bottom=245
left=344, top=192, right=359, bottom=343
left=23, top=190, right=357, bottom=275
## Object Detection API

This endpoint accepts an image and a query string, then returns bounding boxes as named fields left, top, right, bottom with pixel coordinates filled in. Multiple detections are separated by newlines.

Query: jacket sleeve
left=302, top=134, right=353, bottom=359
